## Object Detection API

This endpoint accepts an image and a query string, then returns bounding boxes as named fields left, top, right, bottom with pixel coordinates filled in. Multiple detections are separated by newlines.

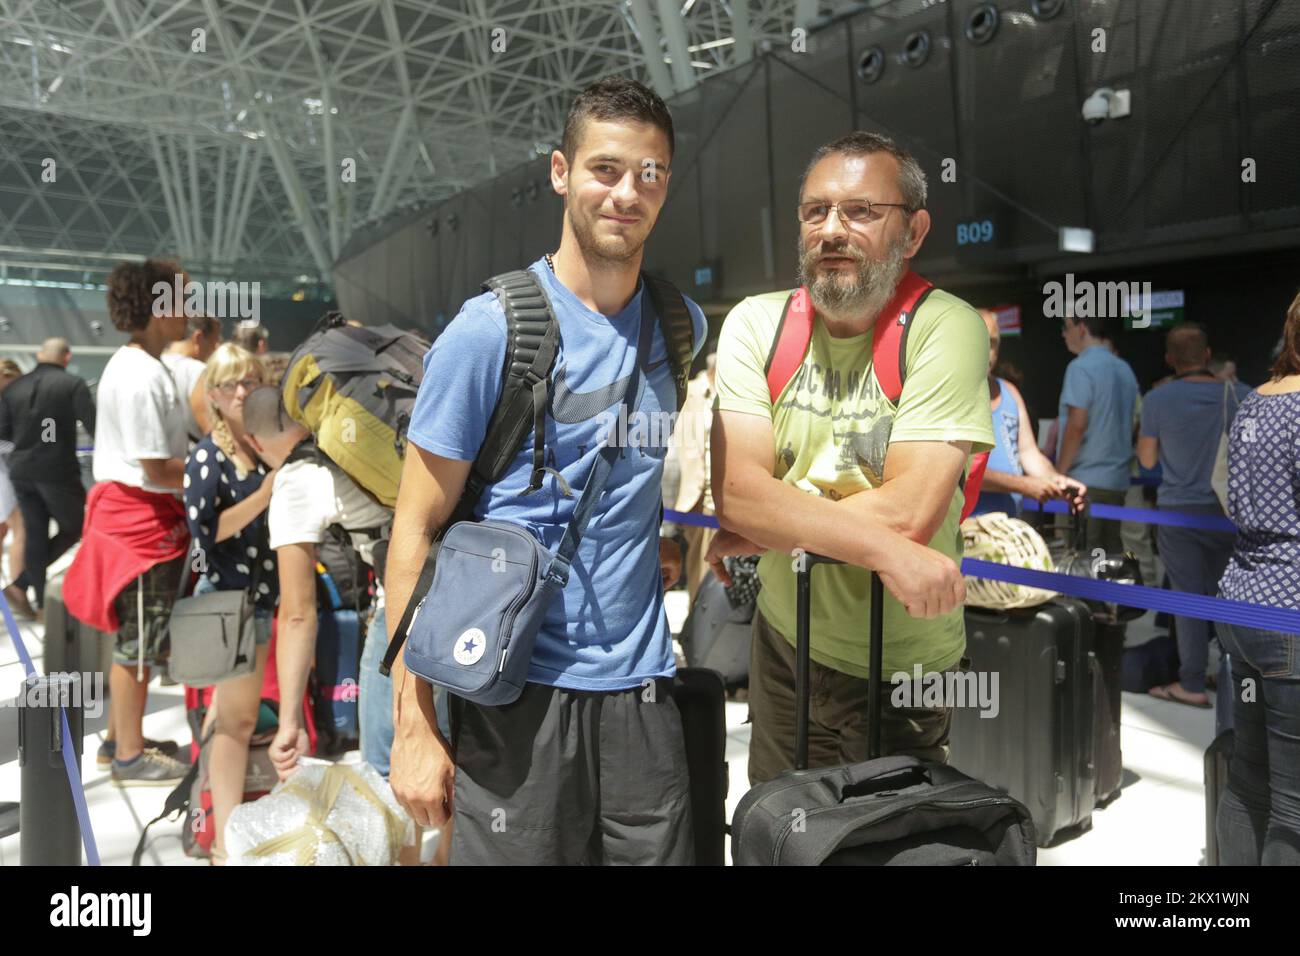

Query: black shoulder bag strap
left=543, top=298, right=655, bottom=589
left=640, top=273, right=694, bottom=413
left=379, top=269, right=559, bottom=676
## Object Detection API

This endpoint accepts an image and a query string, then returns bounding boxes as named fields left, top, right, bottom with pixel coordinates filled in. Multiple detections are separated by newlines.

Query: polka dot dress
left=183, top=434, right=278, bottom=609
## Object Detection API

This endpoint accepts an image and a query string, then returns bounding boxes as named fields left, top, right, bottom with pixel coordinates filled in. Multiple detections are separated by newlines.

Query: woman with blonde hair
left=183, top=342, right=280, bottom=863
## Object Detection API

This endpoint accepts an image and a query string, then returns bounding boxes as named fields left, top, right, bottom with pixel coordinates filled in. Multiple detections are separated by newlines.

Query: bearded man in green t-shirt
left=707, top=132, right=994, bottom=785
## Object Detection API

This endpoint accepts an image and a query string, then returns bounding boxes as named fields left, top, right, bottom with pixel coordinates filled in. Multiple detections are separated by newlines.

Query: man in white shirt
left=241, top=386, right=395, bottom=781
left=162, top=313, right=221, bottom=444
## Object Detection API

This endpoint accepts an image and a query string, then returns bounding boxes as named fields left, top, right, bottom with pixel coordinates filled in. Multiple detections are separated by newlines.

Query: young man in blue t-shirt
left=1138, top=322, right=1251, bottom=707
left=384, top=78, right=707, bottom=865
left=1056, top=313, right=1140, bottom=554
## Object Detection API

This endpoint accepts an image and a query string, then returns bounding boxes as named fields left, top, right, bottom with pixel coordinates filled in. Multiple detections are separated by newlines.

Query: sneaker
left=97, top=737, right=183, bottom=768
left=2, top=584, right=35, bottom=621
left=111, top=748, right=190, bottom=787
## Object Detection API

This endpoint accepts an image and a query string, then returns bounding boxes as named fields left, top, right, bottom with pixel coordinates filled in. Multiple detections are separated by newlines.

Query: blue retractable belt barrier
left=664, top=509, right=1298, bottom=635
left=1021, top=497, right=1237, bottom=533
left=1, top=590, right=100, bottom=865
left=962, top=558, right=1300, bottom=636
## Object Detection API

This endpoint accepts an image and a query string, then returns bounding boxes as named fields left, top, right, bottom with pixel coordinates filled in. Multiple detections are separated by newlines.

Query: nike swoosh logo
left=550, top=357, right=667, bottom=424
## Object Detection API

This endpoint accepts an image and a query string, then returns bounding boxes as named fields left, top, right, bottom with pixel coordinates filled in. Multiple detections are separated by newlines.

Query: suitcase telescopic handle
left=794, top=555, right=885, bottom=771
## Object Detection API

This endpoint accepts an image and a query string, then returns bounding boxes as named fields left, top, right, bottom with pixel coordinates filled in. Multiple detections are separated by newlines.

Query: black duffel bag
left=731, top=558, right=1036, bottom=866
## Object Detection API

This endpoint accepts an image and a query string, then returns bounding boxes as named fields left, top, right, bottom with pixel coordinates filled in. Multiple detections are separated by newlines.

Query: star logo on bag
left=453, top=628, right=487, bottom=665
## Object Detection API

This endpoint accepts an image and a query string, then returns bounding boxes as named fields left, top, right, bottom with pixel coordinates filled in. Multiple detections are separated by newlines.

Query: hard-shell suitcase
left=731, top=558, right=1036, bottom=866
left=1204, top=729, right=1234, bottom=866
left=673, top=667, right=728, bottom=866
left=1092, top=619, right=1125, bottom=805
left=951, top=600, right=1102, bottom=845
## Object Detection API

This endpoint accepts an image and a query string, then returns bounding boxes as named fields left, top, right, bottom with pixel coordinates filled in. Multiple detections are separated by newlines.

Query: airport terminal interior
left=1, top=0, right=1298, bottom=870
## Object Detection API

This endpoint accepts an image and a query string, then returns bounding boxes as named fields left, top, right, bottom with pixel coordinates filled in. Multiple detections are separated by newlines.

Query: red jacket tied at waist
left=63, top=481, right=190, bottom=632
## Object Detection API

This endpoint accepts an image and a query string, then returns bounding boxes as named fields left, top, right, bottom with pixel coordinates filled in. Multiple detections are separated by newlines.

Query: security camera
left=1082, top=87, right=1131, bottom=124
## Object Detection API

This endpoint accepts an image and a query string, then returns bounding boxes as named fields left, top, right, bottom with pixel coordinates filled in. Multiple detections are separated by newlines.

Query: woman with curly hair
left=64, top=258, right=191, bottom=786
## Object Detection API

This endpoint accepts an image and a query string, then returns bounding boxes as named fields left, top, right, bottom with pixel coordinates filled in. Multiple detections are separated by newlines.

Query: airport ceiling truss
left=0, top=0, right=854, bottom=289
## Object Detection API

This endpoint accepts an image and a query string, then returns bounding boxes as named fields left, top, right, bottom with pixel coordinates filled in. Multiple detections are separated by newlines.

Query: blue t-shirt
left=974, top=377, right=1023, bottom=516
left=406, top=259, right=707, bottom=691
left=1139, top=378, right=1252, bottom=507
left=1056, top=345, right=1139, bottom=492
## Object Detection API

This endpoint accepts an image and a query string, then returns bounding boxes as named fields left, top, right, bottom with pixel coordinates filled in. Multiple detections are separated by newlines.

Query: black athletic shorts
left=448, top=678, right=695, bottom=865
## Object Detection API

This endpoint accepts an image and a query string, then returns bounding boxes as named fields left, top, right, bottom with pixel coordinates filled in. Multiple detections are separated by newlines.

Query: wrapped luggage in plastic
left=226, top=760, right=413, bottom=866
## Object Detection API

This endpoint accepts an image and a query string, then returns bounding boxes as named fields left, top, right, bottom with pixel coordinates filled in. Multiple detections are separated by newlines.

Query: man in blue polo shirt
left=1138, top=322, right=1251, bottom=707
left=383, top=78, right=706, bottom=865
left=1056, top=313, right=1139, bottom=554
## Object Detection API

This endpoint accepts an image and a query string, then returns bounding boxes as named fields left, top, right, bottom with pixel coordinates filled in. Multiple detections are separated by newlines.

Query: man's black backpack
left=453, top=268, right=695, bottom=520
left=379, top=267, right=695, bottom=674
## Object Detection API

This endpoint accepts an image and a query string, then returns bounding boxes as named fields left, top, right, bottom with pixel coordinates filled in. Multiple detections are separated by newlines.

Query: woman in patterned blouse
left=182, top=343, right=279, bottom=864
left=1215, top=291, right=1300, bottom=866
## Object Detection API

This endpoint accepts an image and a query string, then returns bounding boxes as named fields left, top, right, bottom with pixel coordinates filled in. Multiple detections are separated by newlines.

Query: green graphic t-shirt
left=713, top=286, right=994, bottom=679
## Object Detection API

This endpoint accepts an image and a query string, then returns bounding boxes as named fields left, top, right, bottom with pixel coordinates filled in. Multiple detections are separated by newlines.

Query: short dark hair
left=187, top=313, right=221, bottom=337
left=106, top=258, right=183, bottom=333
left=560, top=76, right=674, bottom=164
left=1166, top=321, right=1208, bottom=366
left=1066, top=312, right=1108, bottom=338
left=799, top=132, right=927, bottom=212
left=241, top=384, right=288, bottom=439
left=233, top=323, right=268, bottom=352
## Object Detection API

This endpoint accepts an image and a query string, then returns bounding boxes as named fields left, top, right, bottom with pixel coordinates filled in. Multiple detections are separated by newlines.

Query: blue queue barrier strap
left=663, top=509, right=721, bottom=530
left=1020, top=497, right=1237, bottom=533
left=0, top=589, right=102, bottom=865
left=59, top=710, right=101, bottom=866
left=0, top=590, right=37, bottom=678
left=962, top=558, right=1300, bottom=636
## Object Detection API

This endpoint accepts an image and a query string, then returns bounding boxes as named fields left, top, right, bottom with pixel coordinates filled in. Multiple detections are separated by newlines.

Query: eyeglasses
left=797, top=199, right=912, bottom=225
left=215, top=377, right=261, bottom=395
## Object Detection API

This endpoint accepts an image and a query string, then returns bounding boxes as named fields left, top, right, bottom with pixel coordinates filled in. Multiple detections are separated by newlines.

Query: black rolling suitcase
left=731, top=558, right=1036, bottom=866
left=674, top=667, right=729, bottom=866
left=952, top=599, right=1102, bottom=846
left=1092, top=619, right=1125, bottom=805
left=1204, top=729, right=1234, bottom=866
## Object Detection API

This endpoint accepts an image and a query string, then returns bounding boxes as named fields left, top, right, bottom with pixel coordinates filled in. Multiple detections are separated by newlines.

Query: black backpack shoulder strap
left=377, top=268, right=559, bottom=678
left=641, top=273, right=695, bottom=413
left=456, top=269, right=561, bottom=520
left=285, top=438, right=326, bottom=468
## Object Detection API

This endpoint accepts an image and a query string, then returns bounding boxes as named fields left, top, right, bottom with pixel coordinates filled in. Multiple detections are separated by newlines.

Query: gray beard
left=799, top=232, right=911, bottom=323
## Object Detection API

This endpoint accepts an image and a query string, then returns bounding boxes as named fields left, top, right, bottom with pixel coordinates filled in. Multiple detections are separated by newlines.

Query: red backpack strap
left=961, top=450, right=990, bottom=522
left=870, top=270, right=934, bottom=404
left=765, top=287, right=815, bottom=404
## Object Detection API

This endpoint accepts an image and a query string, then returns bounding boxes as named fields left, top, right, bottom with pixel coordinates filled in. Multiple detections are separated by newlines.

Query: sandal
left=1148, top=683, right=1212, bottom=708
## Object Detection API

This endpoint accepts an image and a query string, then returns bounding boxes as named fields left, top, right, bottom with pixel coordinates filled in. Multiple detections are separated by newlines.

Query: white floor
left=1, top=562, right=1217, bottom=866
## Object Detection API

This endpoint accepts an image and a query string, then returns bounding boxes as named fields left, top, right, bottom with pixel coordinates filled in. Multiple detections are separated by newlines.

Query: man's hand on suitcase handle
left=877, top=539, right=966, bottom=619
